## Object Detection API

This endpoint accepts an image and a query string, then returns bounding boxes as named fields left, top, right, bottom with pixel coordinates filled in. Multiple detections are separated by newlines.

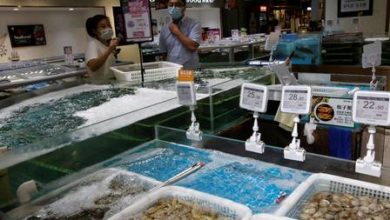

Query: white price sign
left=239, top=83, right=268, bottom=113
left=353, top=91, right=390, bottom=126
left=362, top=53, right=381, bottom=68
left=281, top=85, right=312, bottom=114
left=176, top=82, right=196, bottom=106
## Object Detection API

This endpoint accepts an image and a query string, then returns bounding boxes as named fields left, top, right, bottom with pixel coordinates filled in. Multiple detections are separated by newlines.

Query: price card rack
left=352, top=91, right=390, bottom=177
left=176, top=82, right=202, bottom=141
left=362, top=41, right=382, bottom=89
left=177, top=82, right=196, bottom=106
left=239, top=83, right=269, bottom=154
left=271, top=64, right=298, bottom=86
left=280, top=85, right=312, bottom=162
left=265, top=32, right=280, bottom=64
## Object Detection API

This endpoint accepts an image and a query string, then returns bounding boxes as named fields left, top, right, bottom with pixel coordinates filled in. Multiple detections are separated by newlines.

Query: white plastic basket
left=108, top=186, right=253, bottom=220
left=23, top=168, right=161, bottom=220
left=110, top=61, right=182, bottom=83
left=252, top=214, right=296, bottom=220
left=274, top=173, right=390, bottom=219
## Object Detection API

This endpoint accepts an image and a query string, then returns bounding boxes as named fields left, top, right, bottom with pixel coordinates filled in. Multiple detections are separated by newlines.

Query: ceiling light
left=69, top=8, right=74, bottom=11
left=13, top=8, right=19, bottom=11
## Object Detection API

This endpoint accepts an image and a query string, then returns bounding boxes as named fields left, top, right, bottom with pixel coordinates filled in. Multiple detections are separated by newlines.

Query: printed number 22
left=363, top=101, right=375, bottom=109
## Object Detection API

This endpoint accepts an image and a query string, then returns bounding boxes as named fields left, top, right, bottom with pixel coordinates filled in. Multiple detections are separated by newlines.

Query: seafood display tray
left=109, top=140, right=310, bottom=213
left=109, top=186, right=252, bottom=220
left=20, top=168, right=160, bottom=220
left=275, top=173, right=390, bottom=218
left=252, top=214, right=295, bottom=220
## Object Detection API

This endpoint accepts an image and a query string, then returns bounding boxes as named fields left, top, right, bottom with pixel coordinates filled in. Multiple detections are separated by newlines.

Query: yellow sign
left=178, top=68, right=194, bottom=82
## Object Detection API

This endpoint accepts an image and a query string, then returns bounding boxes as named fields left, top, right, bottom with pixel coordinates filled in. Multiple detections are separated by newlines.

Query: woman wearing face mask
left=159, top=0, right=201, bottom=69
left=85, top=15, right=119, bottom=83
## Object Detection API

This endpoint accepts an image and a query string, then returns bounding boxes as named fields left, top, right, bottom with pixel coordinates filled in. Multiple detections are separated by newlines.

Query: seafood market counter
left=6, top=126, right=390, bottom=220
left=0, top=65, right=272, bottom=169
left=0, top=58, right=133, bottom=90
left=0, top=65, right=273, bottom=211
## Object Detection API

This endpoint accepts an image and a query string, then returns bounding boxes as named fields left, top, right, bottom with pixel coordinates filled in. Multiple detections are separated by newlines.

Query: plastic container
left=252, top=214, right=296, bottom=220
left=109, top=186, right=253, bottom=220
left=274, top=173, right=390, bottom=219
left=22, top=168, right=161, bottom=220
left=110, top=61, right=182, bottom=84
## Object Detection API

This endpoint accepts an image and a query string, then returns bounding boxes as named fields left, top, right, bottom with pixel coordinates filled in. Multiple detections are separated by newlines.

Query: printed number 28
left=289, top=93, right=298, bottom=101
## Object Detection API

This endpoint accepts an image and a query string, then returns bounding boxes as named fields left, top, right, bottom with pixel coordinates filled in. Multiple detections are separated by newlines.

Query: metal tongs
left=150, top=162, right=204, bottom=192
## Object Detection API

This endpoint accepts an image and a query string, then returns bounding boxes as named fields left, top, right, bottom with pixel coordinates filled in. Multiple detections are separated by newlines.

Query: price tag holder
left=176, top=82, right=196, bottom=106
left=271, top=64, right=298, bottom=86
left=240, top=83, right=268, bottom=113
left=281, top=85, right=312, bottom=114
left=352, top=91, right=390, bottom=126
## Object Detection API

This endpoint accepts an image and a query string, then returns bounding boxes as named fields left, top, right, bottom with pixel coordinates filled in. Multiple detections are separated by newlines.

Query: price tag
left=362, top=53, right=381, bottom=68
left=281, top=85, right=312, bottom=114
left=178, top=69, right=194, bottom=82
left=176, top=82, right=196, bottom=106
left=265, top=32, right=279, bottom=51
left=239, top=83, right=268, bottom=113
left=363, top=41, right=381, bottom=54
left=362, top=42, right=382, bottom=68
left=352, top=91, right=390, bottom=126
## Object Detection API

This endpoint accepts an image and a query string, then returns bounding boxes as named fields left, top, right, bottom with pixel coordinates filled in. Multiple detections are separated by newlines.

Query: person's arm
left=87, top=39, right=119, bottom=72
left=169, top=22, right=200, bottom=52
left=159, top=32, right=168, bottom=60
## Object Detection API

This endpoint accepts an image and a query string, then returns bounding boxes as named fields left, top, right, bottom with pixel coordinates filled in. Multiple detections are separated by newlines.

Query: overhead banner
left=120, top=0, right=153, bottom=43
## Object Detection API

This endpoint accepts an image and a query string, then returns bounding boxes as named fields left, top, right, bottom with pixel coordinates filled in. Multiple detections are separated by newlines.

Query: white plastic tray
left=274, top=173, right=390, bottom=218
left=109, top=186, right=253, bottom=220
left=252, top=214, right=296, bottom=220
left=21, top=168, right=161, bottom=220
left=110, top=61, right=182, bottom=84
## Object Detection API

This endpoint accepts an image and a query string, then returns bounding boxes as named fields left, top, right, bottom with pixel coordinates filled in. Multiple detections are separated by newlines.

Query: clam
left=299, top=213, right=311, bottom=220
left=313, top=211, right=323, bottom=218
left=302, top=207, right=317, bottom=215
left=368, top=203, right=384, bottom=213
left=319, top=199, right=330, bottom=207
left=299, top=192, right=390, bottom=220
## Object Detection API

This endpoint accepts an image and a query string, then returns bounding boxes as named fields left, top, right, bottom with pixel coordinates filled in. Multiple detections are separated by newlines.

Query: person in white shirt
left=85, top=15, right=119, bottom=83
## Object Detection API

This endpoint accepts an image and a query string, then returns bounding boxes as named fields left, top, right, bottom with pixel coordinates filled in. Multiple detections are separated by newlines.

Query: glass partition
left=154, top=126, right=390, bottom=186
left=5, top=125, right=390, bottom=219
left=0, top=66, right=274, bottom=209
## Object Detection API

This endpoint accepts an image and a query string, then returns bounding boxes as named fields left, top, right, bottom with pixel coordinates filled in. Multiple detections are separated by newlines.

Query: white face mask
left=100, top=28, right=113, bottom=40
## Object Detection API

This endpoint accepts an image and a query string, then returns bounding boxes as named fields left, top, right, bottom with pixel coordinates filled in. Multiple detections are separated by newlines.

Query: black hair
left=171, top=0, right=186, bottom=6
left=86, top=14, right=109, bottom=38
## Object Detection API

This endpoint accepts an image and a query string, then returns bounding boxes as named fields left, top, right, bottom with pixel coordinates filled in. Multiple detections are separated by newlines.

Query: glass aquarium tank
left=0, top=65, right=273, bottom=210
left=274, top=33, right=321, bottom=65
left=6, top=126, right=390, bottom=219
